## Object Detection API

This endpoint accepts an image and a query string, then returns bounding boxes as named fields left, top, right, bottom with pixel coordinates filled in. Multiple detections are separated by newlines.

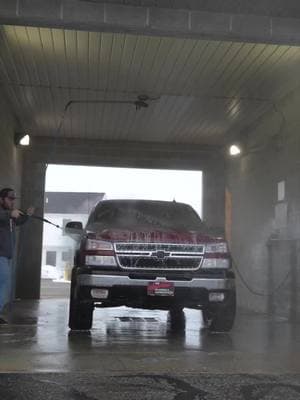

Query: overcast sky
left=45, top=164, right=203, bottom=216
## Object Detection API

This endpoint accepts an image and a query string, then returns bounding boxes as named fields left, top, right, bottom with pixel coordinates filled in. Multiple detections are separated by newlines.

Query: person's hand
left=26, top=207, right=35, bottom=216
left=11, top=209, right=22, bottom=219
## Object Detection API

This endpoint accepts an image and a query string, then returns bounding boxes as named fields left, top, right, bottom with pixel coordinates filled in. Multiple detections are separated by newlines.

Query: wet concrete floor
left=0, top=299, right=300, bottom=398
left=1, top=299, right=300, bottom=374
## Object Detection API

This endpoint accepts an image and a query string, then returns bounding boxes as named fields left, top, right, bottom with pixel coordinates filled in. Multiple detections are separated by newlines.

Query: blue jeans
left=0, top=257, right=12, bottom=314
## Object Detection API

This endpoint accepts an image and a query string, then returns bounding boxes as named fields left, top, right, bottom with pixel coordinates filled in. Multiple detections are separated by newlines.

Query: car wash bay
left=1, top=0, right=300, bottom=398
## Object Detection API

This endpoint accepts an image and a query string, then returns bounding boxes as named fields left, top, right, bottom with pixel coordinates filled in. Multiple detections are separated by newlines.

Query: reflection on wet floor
left=1, top=299, right=300, bottom=374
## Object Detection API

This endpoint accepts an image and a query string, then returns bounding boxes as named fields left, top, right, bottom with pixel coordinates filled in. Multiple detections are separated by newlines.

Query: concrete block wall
left=226, top=86, right=300, bottom=318
left=5, top=0, right=300, bottom=47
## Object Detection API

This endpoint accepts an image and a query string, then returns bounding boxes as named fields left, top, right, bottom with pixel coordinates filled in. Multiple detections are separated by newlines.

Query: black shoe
left=0, top=317, right=8, bottom=324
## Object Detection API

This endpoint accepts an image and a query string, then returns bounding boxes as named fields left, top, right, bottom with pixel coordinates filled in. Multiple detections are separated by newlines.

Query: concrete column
left=202, top=168, right=225, bottom=234
left=15, top=157, right=46, bottom=299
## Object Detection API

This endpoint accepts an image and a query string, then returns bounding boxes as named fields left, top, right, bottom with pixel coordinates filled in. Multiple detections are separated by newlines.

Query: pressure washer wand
left=31, top=215, right=62, bottom=229
left=20, top=210, right=62, bottom=229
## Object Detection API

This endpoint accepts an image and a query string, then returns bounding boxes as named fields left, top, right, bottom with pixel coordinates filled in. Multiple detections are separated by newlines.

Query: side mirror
left=65, top=221, right=83, bottom=237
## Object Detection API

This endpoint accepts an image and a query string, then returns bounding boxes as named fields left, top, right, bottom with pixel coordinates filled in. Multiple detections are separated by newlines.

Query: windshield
left=86, top=200, right=204, bottom=232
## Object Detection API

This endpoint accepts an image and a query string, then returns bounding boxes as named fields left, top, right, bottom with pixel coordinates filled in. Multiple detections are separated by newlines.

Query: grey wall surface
left=227, top=86, right=300, bottom=318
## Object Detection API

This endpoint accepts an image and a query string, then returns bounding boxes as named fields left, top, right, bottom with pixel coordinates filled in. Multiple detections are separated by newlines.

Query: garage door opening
left=41, top=164, right=203, bottom=298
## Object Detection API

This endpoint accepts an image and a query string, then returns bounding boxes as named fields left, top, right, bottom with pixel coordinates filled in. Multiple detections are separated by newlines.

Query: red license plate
left=147, top=281, right=175, bottom=297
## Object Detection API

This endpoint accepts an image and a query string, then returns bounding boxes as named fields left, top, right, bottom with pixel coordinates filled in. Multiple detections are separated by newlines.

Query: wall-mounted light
left=14, top=132, right=30, bottom=146
left=229, top=144, right=242, bottom=156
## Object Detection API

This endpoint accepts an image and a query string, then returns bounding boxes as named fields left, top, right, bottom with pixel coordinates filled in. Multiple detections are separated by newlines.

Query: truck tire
left=69, top=269, right=93, bottom=330
left=203, top=292, right=236, bottom=333
left=168, top=307, right=185, bottom=331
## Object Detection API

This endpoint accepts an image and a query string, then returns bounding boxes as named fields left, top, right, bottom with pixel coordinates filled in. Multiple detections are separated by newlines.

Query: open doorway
left=41, top=165, right=203, bottom=298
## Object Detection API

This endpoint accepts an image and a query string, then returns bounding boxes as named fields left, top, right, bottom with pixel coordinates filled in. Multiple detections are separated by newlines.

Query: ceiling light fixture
left=14, top=132, right=30, bottom=146
left=229, top=144, right=241, bottom=156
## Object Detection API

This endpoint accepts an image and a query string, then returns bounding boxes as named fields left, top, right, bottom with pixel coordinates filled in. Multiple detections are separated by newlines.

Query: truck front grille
left=115, top=242, right=204, bottom=271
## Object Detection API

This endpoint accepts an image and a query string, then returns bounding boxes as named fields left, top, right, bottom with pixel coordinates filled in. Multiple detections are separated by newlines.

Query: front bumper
left=77, top=274, right=235, bottom=290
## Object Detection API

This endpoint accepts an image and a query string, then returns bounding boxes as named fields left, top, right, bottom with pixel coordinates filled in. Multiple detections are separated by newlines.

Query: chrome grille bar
left=115, top=243, right=205, bottom=253
left=114, top=242, right=204, bottom=271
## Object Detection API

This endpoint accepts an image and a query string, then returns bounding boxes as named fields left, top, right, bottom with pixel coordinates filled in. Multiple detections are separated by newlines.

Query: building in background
left=42, top=192, right=106, bottom=280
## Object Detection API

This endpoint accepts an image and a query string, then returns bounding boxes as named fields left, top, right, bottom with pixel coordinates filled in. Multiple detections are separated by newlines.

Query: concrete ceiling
left=1, top=23, right=300, bottom=146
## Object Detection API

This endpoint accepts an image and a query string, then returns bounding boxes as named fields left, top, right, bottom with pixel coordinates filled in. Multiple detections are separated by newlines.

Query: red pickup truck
left=66, top=199, right=236, bottom=332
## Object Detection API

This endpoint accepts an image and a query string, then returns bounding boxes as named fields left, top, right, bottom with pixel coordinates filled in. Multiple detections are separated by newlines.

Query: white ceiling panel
left=1, top=25, right=300, bottom=146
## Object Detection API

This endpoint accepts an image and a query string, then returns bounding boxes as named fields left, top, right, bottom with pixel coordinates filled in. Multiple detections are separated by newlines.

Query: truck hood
left=88, top=228, right=223, bottom=243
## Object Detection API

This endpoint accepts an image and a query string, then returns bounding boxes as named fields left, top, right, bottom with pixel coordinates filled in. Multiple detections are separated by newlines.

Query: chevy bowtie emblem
left=152, top=250, right=170, bottom=259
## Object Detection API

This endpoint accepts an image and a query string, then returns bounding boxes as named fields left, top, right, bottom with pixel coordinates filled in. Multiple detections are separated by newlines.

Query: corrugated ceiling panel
left=1, top=25, right=300, bottom=145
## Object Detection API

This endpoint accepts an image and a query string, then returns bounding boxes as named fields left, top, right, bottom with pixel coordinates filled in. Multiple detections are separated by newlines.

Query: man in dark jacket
left=0, top=188, right=34, bottom=324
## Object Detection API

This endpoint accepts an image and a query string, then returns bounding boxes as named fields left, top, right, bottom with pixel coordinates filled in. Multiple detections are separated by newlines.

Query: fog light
left=202, top=258, right=229, bottom=269
left=91, top=289, right=109, bottom=299
left=209, top=292, right=225, bottom=302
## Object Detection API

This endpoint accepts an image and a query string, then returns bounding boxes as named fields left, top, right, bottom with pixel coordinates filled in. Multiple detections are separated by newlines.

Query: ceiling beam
left=1, top=0, right=300, bottom=46
left=23, top=136, right=223, bottom=171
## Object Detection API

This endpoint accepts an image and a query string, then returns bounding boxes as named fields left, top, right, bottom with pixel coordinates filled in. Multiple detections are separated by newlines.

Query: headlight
left=86, top=239, right=113, bottom=251
left=205, top=242, right=228, bottom=253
